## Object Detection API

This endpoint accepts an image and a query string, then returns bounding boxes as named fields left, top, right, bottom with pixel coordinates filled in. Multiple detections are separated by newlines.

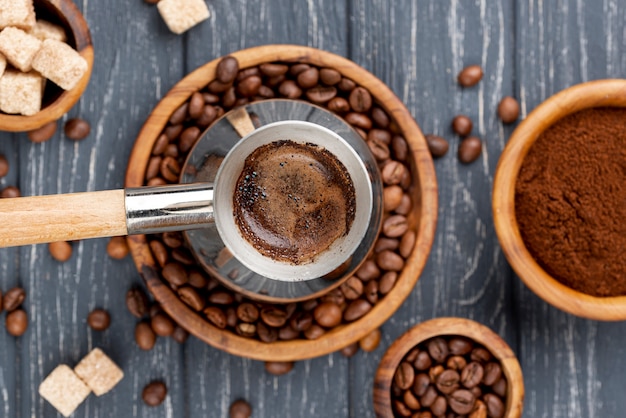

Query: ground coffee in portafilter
left=234, top=140, right=356, bottom=264
left=140, top=55, right=416, bottom=350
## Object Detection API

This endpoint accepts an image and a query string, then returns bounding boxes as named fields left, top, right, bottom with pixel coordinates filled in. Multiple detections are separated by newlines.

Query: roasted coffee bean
left=471, top=347, right=492, bottom=363
left=493, top=377, right=507, bottom=397
left=172, top=325, right=189, bottom=344
left=151, top=312, right=175, bottom=337
left=164, top=124, right=183, bottom=141
left=395, top=195, right=412, bottom=216
left=160, top=156, right=180, bottom=182
left=259, top=63, right=288, bottom=77
left=349, top=87, right=372, bottom=112
left=162, top=262, right=188, bottom=286
left=0, top=155, right=7, bottom=178
left=265, top=361, right=294, bottom=376
left=187, top=92, right=205, bottom=119
left=498, top=96, right=520, bottom=123
left=449, top=336, right=473, bottom=355
left=413, top=373, right=431, bottom=396
left=313, top=302, right=342, bottom=328
left=436, top=369, right=460, bottom=394
left=236, top=67, right=260, bottom=82
left=449, top=389, right=476, bottom=415
left=142, top=381, right=167, bottom=406
left=428, top=364, right=445, bottom=382
left=197, top=105, right=218, bottom=127
left=419, top=386, right=438, bottom=407
left=370, top=107, right=389, bottom=128
left=383, top=215, right=409, bottom=238
left=266, top=74, right=286, bottom=88
left=471, top=386, right=483, bottom=399
left=204, top=306, right=227, bottom=329
left=394, top=399, right=412, bottom=417
left=301, top=299, right=318, bottom=312
left=484, top=393, right=504, bottom=418
left=107, top=236, right=129, bottom=259
left=149, top=304, right=163, bottom=318
left=290, top=63, right=310, bottom=76
left=260, top=306, right=288, bottom=328
left=367, top=136, right=391, bottom=161
left=483, top=362, right=502, bottom=386
left=237, top=75, right=262, bottom=97
left=381, top=160, right=407, bottom=186
left=256, top=85, right=275, bottom=98
left=237, top=303, right=259, bottom=323
left=296, top=67, right=319, bottom=89
left=364, top=280, right=379, bottom=304
left=216, top=56, right=239, bottom=84
left=425, top=134, right=449, bottom=158
left=222, top=87, right=237, bottom=108
left=305, top=86, right=337, bottom=103
left=340, top=342, right=359, bottom=357
left=461, top=362, right=484, bottom=388
left=343, top=299, right=372, bottom=322
left=147, top=177, right=166, bottom=187
left=226, top=307, right=238, bottom=327
left=304, top=324, right=325, bottom=340
left=368, top=129, right=391, bottom=145
left=278, top=80, right=302, bottom=99
left=457, top=65, right=483, bottom=87
left=327, top=97, right=350, bottom=113
left=344, top=112, right=372, bottom=130
left=399, top=230, right=416, bottom=258
left=169, top=103, right=188, bottom=125
left=229, top=399, right=252, bottom=418
left=376, top=250, right=404, bottom=271
left=431, top=396, right=447, bottom=416
left=395, top=362, right=416, bottom=390
left=236, top=322, right=256, bottom=337
left=383, top=185, right=404, bottom=212
left=150, top=241, right=168, bottom=268
left=470, top=399, right=488, bottom=418
left=87, top=308, right=110, bottom=331
left=27, top=121, right=56, bottom=143
left=135, top=321, right=156, bottom=350
left=6, top=309, right=27, bottom=336
left=340, top=276, right=363, bottom=300
left=278, top=325, right=299, bottom=340
left=414, top=351, right=432, bottom=371
left=447, top=355, right=467, bottom=371
left=458, top=136, right=482, bottom=164
left=49, top=241, right=72, bottom=262
left=64, top=118, right=90, bottom=140
left=146, top=156, right=162, bottom=180
left=1, top=186, right=20, bottom=198
left=356, top=260, right=380, bottom=281
left=289, top=311, right=313, bottom=332
left=338, top=77, right=356, bottom=91
left=3, top=287, right=25, bottom=312
left=375, top=237, right=400, bottom=253
left=379, top=271, right=398, bottom=295
left=178, top=126, right=201, bottom=153
left=207, top=290, right=234, bottom=305
left=401, top=390, right=420, bottom=410
left=178, top=286, right=205, bottom=311
left=256, top=321, right=278, bottom=343
left=126, top=287, right=149, bottom=318
left=452, top=115, right=473, bottom=137
left=187, top=270, right=207, bottom=288
left=359, top=328, right=381, bottom=352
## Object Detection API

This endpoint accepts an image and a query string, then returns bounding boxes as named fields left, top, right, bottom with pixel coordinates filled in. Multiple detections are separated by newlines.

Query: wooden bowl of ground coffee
left=125, top=45, right=438, bottom=361
left=373, top=317, right=524, bottom=417
left=493, top=79, right=626, bottom=320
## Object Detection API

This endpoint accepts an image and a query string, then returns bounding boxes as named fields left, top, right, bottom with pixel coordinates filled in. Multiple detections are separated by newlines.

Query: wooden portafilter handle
left=0, top=183, right=215, bottom=248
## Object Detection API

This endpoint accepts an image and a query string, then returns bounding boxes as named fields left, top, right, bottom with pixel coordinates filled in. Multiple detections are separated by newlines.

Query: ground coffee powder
left=515, top=107, right=626, bottom=297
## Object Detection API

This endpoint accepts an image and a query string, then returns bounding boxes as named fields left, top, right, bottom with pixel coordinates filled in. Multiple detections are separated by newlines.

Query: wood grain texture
left=0, top=0, right=623, bottom=416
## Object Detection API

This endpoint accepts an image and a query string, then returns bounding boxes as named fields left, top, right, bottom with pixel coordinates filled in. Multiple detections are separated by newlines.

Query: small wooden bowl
left=0, top=0, right=93, bottom=132
left=125, top=45, right=438, bottom=361
left=373, top=317, right=524, bottom=417
left=493, top=79, right=626, bottom=320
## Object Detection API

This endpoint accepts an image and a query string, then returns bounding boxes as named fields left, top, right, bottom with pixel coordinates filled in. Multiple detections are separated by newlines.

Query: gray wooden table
left=0, top=0, right=624, bottom=417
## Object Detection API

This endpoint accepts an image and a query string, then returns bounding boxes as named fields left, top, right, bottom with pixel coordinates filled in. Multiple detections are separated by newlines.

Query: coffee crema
left=233, top=140, right=356, bottom=264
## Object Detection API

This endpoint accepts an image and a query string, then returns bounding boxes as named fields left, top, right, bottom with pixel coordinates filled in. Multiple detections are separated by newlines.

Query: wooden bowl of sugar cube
left=0, top=0, right=93, bottom=132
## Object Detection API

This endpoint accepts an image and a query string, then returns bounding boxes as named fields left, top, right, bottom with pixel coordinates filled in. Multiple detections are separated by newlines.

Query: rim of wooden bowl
left=125, top=44, right=438, bottom=361
left=0, top=0, right=94, bottom=132
left=493, top=79, right=626, bottom=321
left=373, top=317, right=524, bottom=418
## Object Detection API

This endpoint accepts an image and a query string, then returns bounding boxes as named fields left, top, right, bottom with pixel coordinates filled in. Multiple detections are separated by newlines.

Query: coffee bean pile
left=2, top=286, right=28, bottom=336
left=391, top=336, right=507, bottom=418
left=140, top=55, right=417, bottom=350
left=229, top=399, right=252, bottom=418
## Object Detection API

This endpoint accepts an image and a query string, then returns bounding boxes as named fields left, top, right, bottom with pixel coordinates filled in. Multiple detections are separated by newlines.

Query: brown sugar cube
left=0, top=70, right=44, bottom=116
left=0, top=0, right=35, bottom=30
left=0, top=27, right=42, bottom=72
left=38, top=365, right=91, bottom=417
left=157, top=0, right=210, bottom=35
left=28, top=19, right=68, bottom=42
left=73, top=348, right=124, bottom=396
left=32, top=39, right=88, bottom=91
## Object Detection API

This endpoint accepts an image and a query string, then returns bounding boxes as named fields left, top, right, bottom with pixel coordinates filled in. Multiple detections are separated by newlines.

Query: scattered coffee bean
left=49, top=241, right=72, bottom=262
left=265, top=361, right=294, bottom=376
left=126, top=287, right=149, bottom=318
left=458, top=136, right=482, bottom=164
left=172, top=325, right=189, bottom=344
left=0, top=155, right=8, bottom=177
left=6, top=309, right=28, bottom=336
left=229, top=399, right=252, bottom=418
left=340, top=342, right=359, bottom=357
left=87, top=308, right=111, bottom=331
left=3, top=287, right=25, bottom=312
left=452, top=114, right=473, bottom=137
left=135, top=321, right=157, bottom=350
left=107, top=236, right=129, bottom=259
left=1, top=186, right=20, bottom=198
left=64, top=118, right=91, bottom=140
left=359, top=328, right=381, bottom=352
left=142, top=381, right=167, bottom=406
left=425, top=134, right=449, bottom=158
left=27, top=121, right=57, bottom=143
left=457, top=65, right=483, bottom=87
left=151, top=312, right=175, bottom=337
left=498, top=96, right=520, bottom=123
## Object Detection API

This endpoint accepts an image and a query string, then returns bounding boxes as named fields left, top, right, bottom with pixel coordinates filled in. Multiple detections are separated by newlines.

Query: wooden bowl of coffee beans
left=0, top=0, right=93, bottom=132
left=125, top=44, right=438, bottom=361
left=374, top=317, right=524, bottom=417
left=493, top=79, right=626, bottom=320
